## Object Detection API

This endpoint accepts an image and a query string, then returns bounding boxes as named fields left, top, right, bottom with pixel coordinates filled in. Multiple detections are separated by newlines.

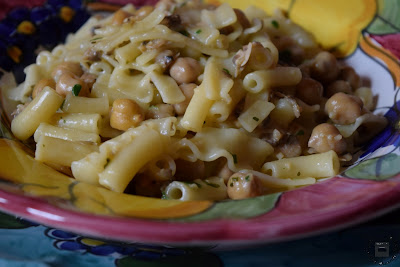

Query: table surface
left=0, top=208, right=400, bottom=267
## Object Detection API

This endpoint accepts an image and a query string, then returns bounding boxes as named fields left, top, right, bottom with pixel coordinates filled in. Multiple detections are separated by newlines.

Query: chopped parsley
left=297, top=172, right=301, bottom=176
left=222, top=68, right=231, bottom=76
left=204, top=180, right=220, bottom=188
left=161, top=191, right=168, bottom=199
left=195, top=29, right=202, bottom=34
left=230, top=182, right=234, bottom=187
left=63, top=119, right=66, bottom=123
left=271, top=20, right=279, bottom=29
left=253, top=116, right=259, bottom=122
left=245, top=175, right=250, bottom=181
left=72, top=84, right=82, bottom=96
left=232, top=177, right=239, bottom=182
left=231, top=153, right=238, bottom=164
left=296, top=130, right=305, bottom=136
left=90, top=36, right=103, bottom=43
left=179, top=30, right=189, bottom=37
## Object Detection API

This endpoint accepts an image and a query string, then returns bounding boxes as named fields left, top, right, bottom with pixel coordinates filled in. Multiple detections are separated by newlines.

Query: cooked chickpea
left=227, top=172, right=261, bottom=200
left=310, top=51, right=340, bottom=83
left=169, top=57, right=202, bottom=84
left=173, top=83, right=197, bottom=115
left=135, top=5, right=154, bottom=20
left=325, top=80, right=352, bottom=97
left=146, top=103, right=175, bottom=119
left=295, top=77, right=323, bottom=105
left=308, top=123, right=347, bottom=154
left=56, top=73, right=89, bottom=97
left=32, top=78, right=55, bottom=99
left=325, top=92, right=363, bottom=124
left=340, top=66, right=361, bottom=89
left=51, top=62, right=83, bottom=82
left=111, top=9, right=133, bottom=25
left=110, top=99, right=144, bottom=131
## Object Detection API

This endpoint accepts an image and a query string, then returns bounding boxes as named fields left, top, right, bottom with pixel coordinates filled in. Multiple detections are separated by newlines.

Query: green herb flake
left=195, top=29, right=202, bottom=34
left=222, top=68, right=231, bottom=76
left=182, top=181, right=202, bottom=188
left=72, top=84, right=82, bottom=96
left=90, top=36, right=103, bottom=43
left=271, top=20, right=279, bottom=29
left=161, top=191, right=168, bottom=199
left=297, top=172, right=301, bottom=176
left=232, top=153, right=238, bottom=164
left=245, top=175, right=250, bottom=181
left=232, top=177, right=239, bottom=182
left=253, top=116, right=259, bottom=122
left=63, top=119, right=66, bottom=123
left=179, top=30, right=189, bottom=37
left=204, top=180, right=220, bottom=188
left=230, top=182, right=234, bottom=187
left=296, top=130, right=305, bottom=136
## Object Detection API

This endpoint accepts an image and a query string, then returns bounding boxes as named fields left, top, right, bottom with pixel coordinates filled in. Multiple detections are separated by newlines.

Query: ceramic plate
left=0, top=0, right=399, bottom=247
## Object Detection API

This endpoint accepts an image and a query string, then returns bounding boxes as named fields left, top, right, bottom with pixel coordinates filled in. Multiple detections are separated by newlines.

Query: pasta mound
left=8, top=0, right=387, bottom=201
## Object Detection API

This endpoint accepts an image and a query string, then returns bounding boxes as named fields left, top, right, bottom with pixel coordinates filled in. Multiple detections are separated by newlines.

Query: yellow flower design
left=217, top=0, right=377, bottom=56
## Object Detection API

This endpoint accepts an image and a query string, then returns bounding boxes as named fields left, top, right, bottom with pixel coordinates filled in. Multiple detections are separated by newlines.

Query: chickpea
left=310, top=51, right=340, bottom=83
left=325, top=80, right=352, bottom=98
left=32, top=78, right=55, bottom=99
left=56, top=73, right=89, bottom=97
left=325, top=92, right=363, bottom=124
left=173, top=83, right=197, bottom=115
left=227, top=172, right=261, bottom=200
left=233, top=8, right=250, bottom=29
left=51, top=62, right=83, bottom=82
left=169, top=57, right=202, bottom=84
left=340, top=66, right=361, bottom=89
left=308, top=123, right=347, bottom=154
left=135, top=5, right=154, bottom=20
left=110, top=99, right=144, bottom=131
left=111, top=9, right=133, bottom=25
left=295, top=77, right=323, bottom=105
left=146, top=103, right=175, bottom=119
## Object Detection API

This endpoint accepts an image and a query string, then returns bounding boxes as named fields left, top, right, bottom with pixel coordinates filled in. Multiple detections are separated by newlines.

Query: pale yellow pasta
left=244, top=170, right=316, bottom=188
left=34, top=122, right=101, bottom=144
left=150, top=72, right=185, bottom=104
left=238, top=100, right=275, bottom=132
left=202, top=57, right=234, bottom=101
left=140, top=117, right=178, bottom=136
left=115, top=42, right=142, bottom=65
left=189, top=26, right=220, bottom=46
left=180, top=84, right=214, bottom=132
left=99, top=128, right=169, bottom=193
left=164, top=177, right=227, bottom=201
left=269, top=98, right=298, bottom=128
left=62, top=94, right=109, bottom=115
left=355, top=87, right=374, bottom=110
left=262, top=150, right=340, bottom=179
left=11, top=87, right=63, bottom=140
left=89, top=62, right=113, bottom=75
left=35, top=136, right=98, bottom=167
left=201, top=3, right=237, bottom=29
left=144, top=155, right=176, bottom=181
left=50, top=113, right=102, bottom=134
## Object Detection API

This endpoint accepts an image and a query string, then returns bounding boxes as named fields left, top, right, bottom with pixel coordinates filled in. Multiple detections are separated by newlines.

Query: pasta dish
left=7, top=0, right=387, bottom=201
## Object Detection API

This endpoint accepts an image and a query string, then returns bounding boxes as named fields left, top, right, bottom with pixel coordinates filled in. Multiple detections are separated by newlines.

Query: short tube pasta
left=62, top=94, right=109, bottom=115
left=164, top=177, right=227, bottom=201
left=11, top=87, right=64, bottom=140
left=99, top=128, right=168, bottom=193
left=261, top=150, right=340, bottom=179
left=35, top=136, right=99, bottom=166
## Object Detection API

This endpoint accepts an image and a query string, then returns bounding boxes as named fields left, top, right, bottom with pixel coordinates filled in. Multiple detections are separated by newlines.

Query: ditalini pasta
left=8, top=0, right=387, bottom=200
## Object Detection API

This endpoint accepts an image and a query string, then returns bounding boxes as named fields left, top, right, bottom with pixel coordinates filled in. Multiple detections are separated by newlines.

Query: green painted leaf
left=173, top=193, right=280, bottom=222
left=0, top=212, right=32, bottom=229
left=367, top=0, right=400, bottom=34
left=345, top=153, right=400, bottom=180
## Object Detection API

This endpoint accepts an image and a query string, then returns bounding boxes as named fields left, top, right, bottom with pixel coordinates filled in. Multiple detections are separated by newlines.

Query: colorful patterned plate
left=0, top=0, right=399, bottom=246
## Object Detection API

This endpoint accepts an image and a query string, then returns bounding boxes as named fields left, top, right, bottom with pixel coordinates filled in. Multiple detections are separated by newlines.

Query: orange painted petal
left=360, top=35, right=400, bottom=87
left=0, top=139, right=212, bottom=219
